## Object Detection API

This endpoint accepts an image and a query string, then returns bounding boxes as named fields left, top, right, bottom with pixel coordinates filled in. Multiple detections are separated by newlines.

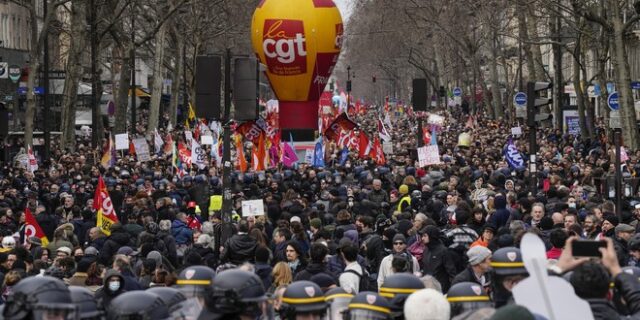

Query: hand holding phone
left=572, top=240, right=606, bottom=257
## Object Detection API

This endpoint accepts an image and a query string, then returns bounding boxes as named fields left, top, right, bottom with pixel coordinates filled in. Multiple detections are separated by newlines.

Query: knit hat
left=344, top=230, right=359, bottom=244
left=117, top=246, right=134, bottom=256
left=467, top=246, right=492, bottom=266
left=310, top=218, right=322, bottom=230
left=290, top=216, right=302, bottom=223
left=404, top=289, right=450, bottom=320
left=399, top=184, right=409, bottom=195
left=56, top=246, right=72, bottom=256
left=84, top=246, right=99, bottom=256
left=392, top=233, right=407, bottom=244
left=604, top=214, right=619, bottom=227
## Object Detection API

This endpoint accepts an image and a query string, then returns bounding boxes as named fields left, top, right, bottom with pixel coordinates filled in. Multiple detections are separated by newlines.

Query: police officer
left=175, top=265, right=216, bottom=299
left=344, top=291, right=392, bottom=320
left=490, top=247, right=528, bottom=308
left=147, top=287, right=187, bottom=313
left=280, top=280, right=328, bottom=320
left=447, top=281, right=493, bottom=317
left=324, top=287, right=354, bottom=320
left=107, top=291, right=170, bottom=320
left=198, top=269, right=270, bottom=320
left=69, top=286, right=104, bottom=319
left=379, top=273, right=425, bottom=320
left=3, top=276, right=77, bottom=320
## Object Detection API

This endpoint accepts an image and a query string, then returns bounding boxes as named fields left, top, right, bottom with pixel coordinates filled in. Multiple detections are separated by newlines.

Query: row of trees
left=340, top=0, right=640, bottom=149
left=13, top=0, right=258, bottom=151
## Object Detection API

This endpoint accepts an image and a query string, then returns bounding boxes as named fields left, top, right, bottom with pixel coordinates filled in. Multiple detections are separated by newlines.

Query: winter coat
left=221, top=233, right=257, bottom=265
left=613, top=236, right=631, bottom=267
left=586, top=272, right=640, bottom=319
left=360, top=230, right=386, bottom=275
left=452, top=266, right=490, bottom=287
left=421, top=225, right=457, bottom=292
left=99, top=229, right=133, bottom=265
left=171, top=220, right=193, bottom=246
left=488, top=196, right=510, bottom=229
left=255, top=262, right=273, bottom=291
left=293, top=262, right=337, bottom=282
left=157, top=230, right=178, bottom=266
left=95, top=270, right=126, bottom=310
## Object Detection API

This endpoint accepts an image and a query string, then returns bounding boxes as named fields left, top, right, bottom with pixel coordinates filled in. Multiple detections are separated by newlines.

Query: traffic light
left=526, top=81, right=552, bottom=127
left=233, top=57, right=259, bottom=121
left=412, top=78, right=427, bottom=111
left=195, top=56, right=222, bottom=120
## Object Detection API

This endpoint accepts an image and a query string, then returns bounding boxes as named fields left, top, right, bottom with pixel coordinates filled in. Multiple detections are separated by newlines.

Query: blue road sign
left=514, top=92, right=527, bottom=106
left=608, top=92, right=619, bottom=111
left=452, top=87, right=462, bottom=97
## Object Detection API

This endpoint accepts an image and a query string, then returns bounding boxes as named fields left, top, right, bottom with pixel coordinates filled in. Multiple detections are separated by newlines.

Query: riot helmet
left=106, top=291, right=169, bottom=320
left=146, top=287, right=187, bottom=313
left=447, top=282, right=493, bottom=317
left=280, top=280, right=328, bottom=320
left=3, top=276, right=78, bottom=320
left=345, top=291, right=391, bottom=320
left=206, top=269, right=270, bottom=319
left=69, top=286, right=104, bottom=320
left=175, top=265, right=215, bottom=299
left=379, top=273, right=425, bottom=318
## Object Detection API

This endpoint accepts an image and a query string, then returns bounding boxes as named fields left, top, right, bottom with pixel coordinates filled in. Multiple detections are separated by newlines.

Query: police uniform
left=490, top=247, right=528, bottom=308
left=379, top=273, right=425, bottom=319
left=280, top=280, right=328, bottom=319
left=346, top=291, right=392, bottom=320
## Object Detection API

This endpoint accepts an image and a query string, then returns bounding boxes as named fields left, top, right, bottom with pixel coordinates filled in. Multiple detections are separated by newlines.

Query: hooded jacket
left=95, top=269, right=126, bottom=309
left=221, top=233, right=257, bottom=265
left=171, top=219, right=193, bottom=245
left=421, top=225, right=457, bottom=292
left=99, top=228, right=133, bottom=265
left=489, top=195, right=511, bottom=229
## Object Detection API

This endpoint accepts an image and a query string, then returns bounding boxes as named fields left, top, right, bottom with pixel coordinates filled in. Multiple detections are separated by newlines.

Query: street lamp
left=346, top=65, right=352, bottom=108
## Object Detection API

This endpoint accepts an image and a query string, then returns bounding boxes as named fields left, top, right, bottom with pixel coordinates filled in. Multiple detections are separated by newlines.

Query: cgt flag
left=94, top=176, right=119, bottom=236
left=24, top=208, right=49, bottom=247
left=324, top=113, right=357, bottom=141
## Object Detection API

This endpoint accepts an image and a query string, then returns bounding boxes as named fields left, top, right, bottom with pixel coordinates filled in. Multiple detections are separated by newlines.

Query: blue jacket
left=171, top=220, right=193, bottom=245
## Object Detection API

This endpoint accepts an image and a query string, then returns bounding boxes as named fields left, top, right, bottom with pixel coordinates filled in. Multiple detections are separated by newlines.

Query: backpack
left=344, top=267, right=376, bottom=292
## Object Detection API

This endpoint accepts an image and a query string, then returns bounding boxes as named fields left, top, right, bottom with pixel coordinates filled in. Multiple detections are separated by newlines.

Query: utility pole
left=90, top=0, right=99, bottom=149
left=346, top=65, right=352, bottom=108
left=43, top=0, right=50, bottom=159
left=222, top=49, right=232, bottom=223
left=130, top=3, right=136, bottom=133
left=552, top=11, right=563, bottom=130
left=182, top=41, right=188, bottom=125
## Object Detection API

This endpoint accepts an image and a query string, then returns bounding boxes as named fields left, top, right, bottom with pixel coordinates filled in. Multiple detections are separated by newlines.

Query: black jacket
left=293, top=262, right=337, bottom=282
left=421, top=242, right=457, bottom=292
left=360, top=230, right=385, bottom=274
left=221, top=233, right=257, bottom=265
left=613, top=236, right=630, bottom=267
left=452, top=266, right=490, bottom=287
left=35, top=212, right=58, bottom=240
left=587, top=272, right=640, bottom=319
left=99, top=229, right=133, bottom=265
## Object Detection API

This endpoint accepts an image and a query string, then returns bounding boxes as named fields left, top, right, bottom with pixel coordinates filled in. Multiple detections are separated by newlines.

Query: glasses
left=394, top=242, right=405, bottom=245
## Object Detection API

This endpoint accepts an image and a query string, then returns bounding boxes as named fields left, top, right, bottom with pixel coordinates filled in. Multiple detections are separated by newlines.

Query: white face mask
left=108, top=281, right=121, bottom=292
left=568, top=203, right=576, bottom=209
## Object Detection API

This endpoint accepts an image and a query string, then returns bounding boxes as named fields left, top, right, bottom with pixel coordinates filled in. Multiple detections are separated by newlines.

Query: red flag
left=422, top=127, right=431, bottom=145
left=178, top=142, right=192, bottom=168
left=371, top=137, right=385, bottom=165
left=94, top=176, right=119, bottom=236
left=236, top=121, right=264, bottom=145
left=236, top=135, right=248, bottom=172
left=129, top=140, right=136, bottom=155
left=24, top=208, right=49, bottom=247
left=358, top=132, right=371, bottom=159
left=324, top=113, right=357, bottom=141
left=251, top=133, right=267, bottom=171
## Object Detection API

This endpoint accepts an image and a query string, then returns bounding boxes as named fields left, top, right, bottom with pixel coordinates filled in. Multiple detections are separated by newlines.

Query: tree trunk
left=526, top=4, right=547, bottom=80
left=147, top=22, right=168, bottom=135
left=490, top=36, right=504, bottom=119
left=169, top=31, right=183, bottom=127
left=517, top=0, right=537, bottom=81
left=114, top=45, right=131, bottom=134
left=60, top=0, right=87, bottom=151
left=24, top=59, right=40, bottom=148
left=573, top=44, right=589, bottom=137
left=610, top=0, right=640, bottom=149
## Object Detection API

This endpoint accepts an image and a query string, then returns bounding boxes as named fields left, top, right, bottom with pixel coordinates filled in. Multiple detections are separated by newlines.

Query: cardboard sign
left=201, top=135, right=214, bottom=145
left=304, top=149, right=314, bottom=164
left=132, top=138, right=151, bottom=161
left=184, top=131, right=193, bottom=142
left=418, top=145, right=440, bottom=167
left=115, top=134, right=129, bottom=150
left=242, top=199, right=265, bottom=217
left=511, top=127, right=522, bottom=136
left=427, top=114, right=444, bottom=126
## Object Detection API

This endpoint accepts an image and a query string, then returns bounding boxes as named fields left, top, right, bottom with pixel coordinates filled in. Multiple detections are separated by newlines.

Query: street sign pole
left=615, top=129, right=622, bottom=219
left=526, top=83, right=537, bottom=194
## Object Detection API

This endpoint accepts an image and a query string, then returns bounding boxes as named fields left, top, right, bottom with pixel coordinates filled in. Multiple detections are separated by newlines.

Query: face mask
left=108, top=281, right=121, bottom=292
left=568, top=203, right=576, bottom=209
left=74, top=256, right=83, bottom=263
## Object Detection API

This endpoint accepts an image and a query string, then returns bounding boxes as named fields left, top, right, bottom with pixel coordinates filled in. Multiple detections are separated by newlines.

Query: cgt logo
left=262, top=19, right=307, bottom=75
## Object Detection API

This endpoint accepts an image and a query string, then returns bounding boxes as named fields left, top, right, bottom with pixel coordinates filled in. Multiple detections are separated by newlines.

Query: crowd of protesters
left=0, top=100, right=639, bottom=319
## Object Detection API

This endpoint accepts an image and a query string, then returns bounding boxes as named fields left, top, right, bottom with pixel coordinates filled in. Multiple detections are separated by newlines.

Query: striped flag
left=100, top=134, right=116, bottom=169
left=24, top=208, right=49, bottom=247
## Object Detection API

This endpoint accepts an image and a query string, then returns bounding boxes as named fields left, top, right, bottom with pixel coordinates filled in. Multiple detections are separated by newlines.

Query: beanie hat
left=399, top=185, right=409, bottom=195
left=604, top=214, right=619, bottom=227
left=310, top=218, right=322, bottom=230
left=392, top=233, right=407, bottom=244
left=489, top=304, right=535, bottom=320
left=467, top=246, right=492, bottom=266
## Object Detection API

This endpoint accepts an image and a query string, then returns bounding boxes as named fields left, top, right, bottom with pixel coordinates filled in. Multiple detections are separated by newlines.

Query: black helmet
left=346, top=291, right=391, bottom=320
left=207, top=269, right=269, bottom=317
left=146, top=287, right=187, bottom=312
left=176, top=265, right=215, bottom=298
left=379, top=273, right=425, bottom=318
left=69, top=286, right=104, bottom=319
left=447, top=282, right=493, bottom=317
left=3, top=276, right=77, bottom=320
left=280, top=280, right=327, bottom=319
left=107, top=291, right=169, bottom=320
left=491, top=247, right=527, bottom=276
left=325, top=287, right=353, bottom=320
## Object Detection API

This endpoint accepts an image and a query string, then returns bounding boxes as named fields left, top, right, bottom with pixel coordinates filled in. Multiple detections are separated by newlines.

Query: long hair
left=272, top=262, right=293, bottom=288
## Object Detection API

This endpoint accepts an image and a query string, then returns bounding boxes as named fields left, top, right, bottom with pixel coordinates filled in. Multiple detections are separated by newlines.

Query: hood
left=110, top=230, right=131, bottom=246
left=494, top=195, right=507, bottom=210
left=103, top=269, right=125, bottom=293
left=172, top=219, right=187, bottom=228
left=229, top=234, right=257, bottom=252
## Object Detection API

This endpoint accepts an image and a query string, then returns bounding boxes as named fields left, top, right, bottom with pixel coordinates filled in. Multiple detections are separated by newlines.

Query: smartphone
left=572, top=240, right=606, bottom=257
